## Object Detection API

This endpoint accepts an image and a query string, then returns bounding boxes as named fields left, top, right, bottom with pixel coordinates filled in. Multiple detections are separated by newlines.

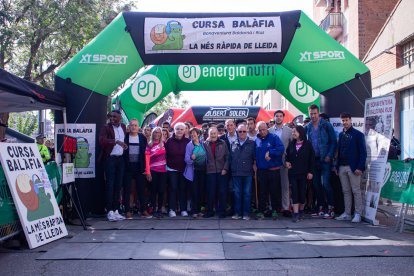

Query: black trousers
left=257, top=169, right=281, bottom=212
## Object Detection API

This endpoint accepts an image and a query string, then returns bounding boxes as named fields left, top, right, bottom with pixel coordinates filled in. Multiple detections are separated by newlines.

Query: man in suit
left=269, top=110, right=292, bottom=216
left=123, top=118, right=150, bottom=219
left=99, top=110, right=128, bottom=221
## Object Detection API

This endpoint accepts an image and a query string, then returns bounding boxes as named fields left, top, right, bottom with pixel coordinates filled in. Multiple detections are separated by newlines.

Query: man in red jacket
left=99, top=110, right=128, bottom=221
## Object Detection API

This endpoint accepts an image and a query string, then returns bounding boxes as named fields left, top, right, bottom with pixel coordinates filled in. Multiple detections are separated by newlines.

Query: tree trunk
left=0, top=112, right=10, bottom=141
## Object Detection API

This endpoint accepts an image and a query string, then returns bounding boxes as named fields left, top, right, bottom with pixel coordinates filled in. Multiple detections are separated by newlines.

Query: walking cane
left=254, top=171, right=258, bottom=209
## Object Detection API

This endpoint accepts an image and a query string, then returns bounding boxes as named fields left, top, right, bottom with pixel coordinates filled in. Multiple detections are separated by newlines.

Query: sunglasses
left=238, top=130, right=247, bottom=133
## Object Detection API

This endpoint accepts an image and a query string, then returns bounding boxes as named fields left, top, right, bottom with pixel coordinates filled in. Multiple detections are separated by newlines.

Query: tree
left=145, top=92, right=189, bottom=117
left=8, top=112, right=38, bottom=136
left=0, top=0, right=134, bottom=139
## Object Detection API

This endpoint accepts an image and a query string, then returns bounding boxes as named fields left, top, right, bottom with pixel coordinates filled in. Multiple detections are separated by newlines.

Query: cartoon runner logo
left=150, top=21, right=186, bottom=50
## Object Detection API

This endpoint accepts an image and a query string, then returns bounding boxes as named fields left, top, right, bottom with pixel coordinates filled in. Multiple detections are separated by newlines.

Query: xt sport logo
left=79, top=54, right=128, bottom=65
left=289, top=77, right=319, bottom=103
left=131, top=74, right=163, bottom=104
left=299, top=50, right=345, bottom=62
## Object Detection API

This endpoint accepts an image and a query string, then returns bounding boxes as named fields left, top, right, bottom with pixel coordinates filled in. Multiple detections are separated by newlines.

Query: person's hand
left=354, top=169, right=363, bottom=176
left=253, top=163, right=257, bottom=173
left=285, top=162, right=292, bottom=169
left=333, top=168, right=338, bottom=176
left=146, top=174, right=152, bottom=182
left=324, top=156, right=331, bottom=163
left=265, top=151, right=271, bottom=161
left=191, top=153, right=196, bottom=160
left=221, top=169, right=227, bottom=175
left=307, top=173, right=313, bottom=180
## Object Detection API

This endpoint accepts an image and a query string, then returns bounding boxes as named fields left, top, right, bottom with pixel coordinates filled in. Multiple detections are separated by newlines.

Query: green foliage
left=9, top=112, right=38, bottom=136
left=0, top=0, right=134, bottom=87
left=145, top=92, right=189, bottom=117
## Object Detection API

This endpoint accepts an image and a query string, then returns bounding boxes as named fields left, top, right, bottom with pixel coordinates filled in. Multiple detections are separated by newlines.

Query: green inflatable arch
left=54, top=10, right=371, bottom=213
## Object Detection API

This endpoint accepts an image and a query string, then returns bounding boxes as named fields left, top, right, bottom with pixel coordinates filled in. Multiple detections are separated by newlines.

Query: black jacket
left=124, top=133, right=147, bottom=173
left=285, top=139, right=315, bottom=176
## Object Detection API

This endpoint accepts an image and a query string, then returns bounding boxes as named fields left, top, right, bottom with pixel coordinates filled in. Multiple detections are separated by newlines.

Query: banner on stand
left=362, top=95, right=395, bottom=224
left=55, top=124, right=96, bottom=178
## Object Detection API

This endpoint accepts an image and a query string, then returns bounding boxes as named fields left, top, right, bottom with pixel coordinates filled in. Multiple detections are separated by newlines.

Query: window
left=401, top=39, right=414, bottom=66
left=401, top=87, right=414, bottom=111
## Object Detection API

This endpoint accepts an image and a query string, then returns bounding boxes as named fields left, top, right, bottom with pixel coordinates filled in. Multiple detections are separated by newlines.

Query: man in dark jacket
left=230, top=124, right=256, bottom=220
left=255, top=121, right=285, bottom=219
left=335, top=112, right=367, bottom=223
left=123, top=118, right=149, bottom=219
left=98, top=110, right=128, bottom=221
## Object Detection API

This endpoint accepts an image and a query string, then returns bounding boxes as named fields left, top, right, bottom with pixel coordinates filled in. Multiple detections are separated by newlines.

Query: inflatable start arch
left=55, top=10, right=371, bottom=213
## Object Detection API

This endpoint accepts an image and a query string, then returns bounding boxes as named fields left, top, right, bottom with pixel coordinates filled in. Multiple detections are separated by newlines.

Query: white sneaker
left=169, top=209, right=177, bottom=217
left=114, top=210, right=125, bottom=221
left=335, top=212, right=352, bottom=221
left=181, top=211, right=188, bottom=217
left=242, top=216, right=250, bottom=220
left=232, top=214, right=241, bottom=220
left=107, top=210, right=116, bottom=222
left=351, top=213, right=361, bottom=223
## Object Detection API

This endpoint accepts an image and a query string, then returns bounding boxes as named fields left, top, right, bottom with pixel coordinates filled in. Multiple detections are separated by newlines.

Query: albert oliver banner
left=0, top=143, right=68, bottom=249
left=144, top=17, right=282, bottom=54
left=362, top=95, right=395, bottom=224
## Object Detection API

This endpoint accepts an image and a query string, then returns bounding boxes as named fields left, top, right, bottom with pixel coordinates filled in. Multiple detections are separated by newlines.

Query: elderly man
left=99, top=110, right=128, bottom=221
left=204, top=127, right=229, bottom=218
left=230, top=124, right=256, bottom=220
left=269, top=110, right=292, bottom=217
left=255, top=121, right=285, bottom=219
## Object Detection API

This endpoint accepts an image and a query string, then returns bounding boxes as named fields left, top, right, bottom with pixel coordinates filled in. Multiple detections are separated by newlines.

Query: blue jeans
left=313, top=158, right=334, bottom=208
left=206, top=173, right=228, bottom=215
left=105, top=156, right=125, bottom=212
left=232, top=176, right=252, bottom=216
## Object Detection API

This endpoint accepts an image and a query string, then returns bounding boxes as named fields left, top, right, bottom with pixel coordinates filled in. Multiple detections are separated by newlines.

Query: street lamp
left=383, top=49, right=411, bottom=69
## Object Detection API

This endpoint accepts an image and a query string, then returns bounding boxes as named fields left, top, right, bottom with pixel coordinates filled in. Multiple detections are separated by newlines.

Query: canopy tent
left=0, top=68, right=65, bottom=113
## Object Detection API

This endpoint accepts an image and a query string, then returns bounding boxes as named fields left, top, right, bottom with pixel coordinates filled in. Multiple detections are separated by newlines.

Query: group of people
left=99, top=104, right=367, bottom=224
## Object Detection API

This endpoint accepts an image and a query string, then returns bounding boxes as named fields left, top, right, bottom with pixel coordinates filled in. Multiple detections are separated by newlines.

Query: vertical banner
left=362, top=95, right=395, bottom=224
left=0, top=143, right=68, bottom=249
left=55, top=124, right=96, bottom=178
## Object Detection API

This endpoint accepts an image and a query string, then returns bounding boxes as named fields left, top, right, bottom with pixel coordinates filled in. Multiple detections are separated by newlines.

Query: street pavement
left=1, top=210, right=413, bottom=275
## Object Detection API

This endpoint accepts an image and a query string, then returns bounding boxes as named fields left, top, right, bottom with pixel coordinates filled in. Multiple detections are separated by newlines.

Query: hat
left=36, top=134, right=45, bottom=139
left=269, top=119, right=275, bottom=123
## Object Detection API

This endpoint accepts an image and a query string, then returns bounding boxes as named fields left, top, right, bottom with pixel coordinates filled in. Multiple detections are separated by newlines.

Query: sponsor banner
left=144, top=17, right=282, bottom=54
left=55, top=124, right=96, bottom=178
left=62, top=163, right=75, bottom=184
left=193, top=106, right=260, bottom=124
left=0, top=143, right=68, bottom=249
left=380, top=160, right=414, bottom=204
left=79, top=54, right=128, bottom=65
left=362, top=95, right=395, bottom=224
left=330, top=117, right=364, bottom=139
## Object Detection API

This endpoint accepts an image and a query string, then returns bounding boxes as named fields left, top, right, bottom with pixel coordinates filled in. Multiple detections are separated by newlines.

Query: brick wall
left=358, top=0, right=399, bottom=59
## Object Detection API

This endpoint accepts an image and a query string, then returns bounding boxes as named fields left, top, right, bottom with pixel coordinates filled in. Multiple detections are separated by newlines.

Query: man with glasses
left=99, top=110, right=128, bottom=221
left=230, top=124, right=256, bottom=220
left=269, top=110, right=293, bottom=217
left=255, top=121, right=285, bottom=219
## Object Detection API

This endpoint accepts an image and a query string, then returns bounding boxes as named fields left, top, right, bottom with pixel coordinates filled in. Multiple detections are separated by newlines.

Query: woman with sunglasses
left=145, top=127, right=167, bottom=218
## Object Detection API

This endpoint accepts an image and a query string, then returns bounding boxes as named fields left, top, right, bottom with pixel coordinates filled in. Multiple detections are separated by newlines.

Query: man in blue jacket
left=335, top=112, right=367, bottom=223
left=305, top=104, right=337, bottom=218
left=255, top=121, right=285, bottom=219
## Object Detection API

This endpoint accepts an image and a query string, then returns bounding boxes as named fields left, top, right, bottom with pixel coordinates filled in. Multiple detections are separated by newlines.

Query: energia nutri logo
left=79, top=54, right=128, bottom=64
left=299, top=51, right=345, bottom=62
left=289, top=77, right=319, bottom=103
left=131, top=74, right=163, bottom=104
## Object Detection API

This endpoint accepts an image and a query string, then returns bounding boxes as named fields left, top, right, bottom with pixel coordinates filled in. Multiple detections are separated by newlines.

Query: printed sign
left=362, top=95, right=395, bottom=224
left=55, top=124, right=96, bottom=178
left=62, top=163, right=75, bottom=184
left=145, top=17, right=282, bottom=54
left=0, top=143, right=68, bottom=249
left=330, top=117, right=364, bottom=139
left=193, top=106, right=260, bottom=123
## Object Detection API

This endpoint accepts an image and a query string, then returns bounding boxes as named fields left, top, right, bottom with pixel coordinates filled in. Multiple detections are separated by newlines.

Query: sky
left=135, top=0, right=314, bottom=106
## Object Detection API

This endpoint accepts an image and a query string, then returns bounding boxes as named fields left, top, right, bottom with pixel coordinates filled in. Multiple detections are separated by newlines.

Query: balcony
left=320, top=12, right=344, bottom=39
